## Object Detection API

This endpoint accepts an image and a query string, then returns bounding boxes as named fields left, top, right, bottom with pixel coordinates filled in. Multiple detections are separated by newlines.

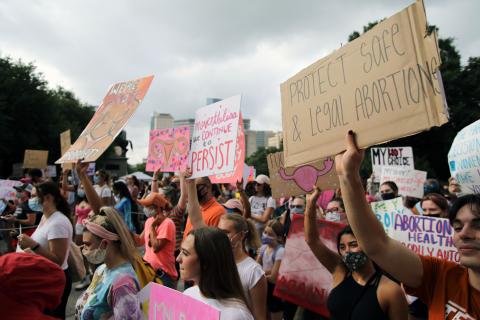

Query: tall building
left=151, top=113, right=174, bottom=130
left=267, top=131, right=283, bottom=149
left=245, top=130, right=275, bottom=157
left=173, top=118, right=196, bottom=135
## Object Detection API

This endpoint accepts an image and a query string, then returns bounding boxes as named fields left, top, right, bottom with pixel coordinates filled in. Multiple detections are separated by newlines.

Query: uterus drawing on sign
left=278, top=158, right=334, bottom=193
left=148, top=127, right=190, bottom=172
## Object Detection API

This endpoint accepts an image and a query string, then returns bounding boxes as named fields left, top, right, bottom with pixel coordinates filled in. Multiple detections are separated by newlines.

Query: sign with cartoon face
left=56, top=75, right=154, bottom=163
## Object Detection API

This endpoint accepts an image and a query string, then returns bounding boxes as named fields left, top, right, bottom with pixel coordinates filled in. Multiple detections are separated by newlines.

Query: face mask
left=77, top=189, right=86, bottom=198
left=326, top=211, right=341, bottom=222
left=143, top=207, right=157, bottom=218
left=229, top=232, right=242, bottom=250
left=426, top=213, right=440, bottom=218
left=261, top=233, right=275, bottom=246
left=291, top=207, right=304, bottom=214
left=381, top=192, right=396, bottom=201
left=93, top=176, right=100, bottom=185
left=28, top=197, right=43, bottom=212
left=342, top=251, right=368, bottom=271
left=82, top=244, right=107, bottom=265
left=196, top=185, right=208, bottom=202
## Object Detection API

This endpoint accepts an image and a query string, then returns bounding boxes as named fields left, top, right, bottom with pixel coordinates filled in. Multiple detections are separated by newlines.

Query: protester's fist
left=236, top=178, right=244, bottom=191
left=75, top=160, right=89, bottom=176
left=17, top=234, right=37, bottom=249
left=334, top=131, right=365, bottom=177
left=184, top=167, right=195, bottom=185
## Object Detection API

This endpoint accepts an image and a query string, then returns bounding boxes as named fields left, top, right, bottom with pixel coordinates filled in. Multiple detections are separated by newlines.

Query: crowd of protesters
left=0, top=131, right=478, bottom=320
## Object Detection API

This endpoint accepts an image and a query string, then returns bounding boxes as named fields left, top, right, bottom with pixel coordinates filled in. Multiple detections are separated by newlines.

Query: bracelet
left=31, top=243, right=40, bottom=251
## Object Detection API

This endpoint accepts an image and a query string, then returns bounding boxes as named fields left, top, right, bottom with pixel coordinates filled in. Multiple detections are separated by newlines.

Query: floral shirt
left=75, top=263, right=142, bottom=320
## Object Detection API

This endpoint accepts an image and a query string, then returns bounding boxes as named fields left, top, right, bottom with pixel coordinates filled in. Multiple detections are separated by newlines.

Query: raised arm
left=335, top=131, right=423, bottom=288
left=304, top=186, right=343, bottom=276
left=75, top=161, right=102, bottom=215
left=61, top=169, right=76, bottom=192
left=177, top=172, right=188, bottom=210
left=185, top=170, right=207, bottom=229
left=151, top=169, right=160, bottom=193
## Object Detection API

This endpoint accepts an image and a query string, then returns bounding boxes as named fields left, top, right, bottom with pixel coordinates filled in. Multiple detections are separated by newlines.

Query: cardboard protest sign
left=281, top=0, right=448, bottom=167
left=371, top=147, right=414, bottom=178
left=274, top=214, right=345, bottom=316
left=23, top=150, right=48, bottom=169
left=56, top=76, right=154, bottom=163
left=380, top=167, right=426, bottom=198
left=138, top=283, right=220, bottom=320
left=267, top=152, right=338, bottom=199
left=87, top=163, right=96, bottom=176
left=0, top=179, right=22, bottom=201
left=210, top=114, right=245, bottom=184
left=146, top=126, right=190, bottom=173
left=448, top=119, right=480, bottom=194
left=372, top=197, right=459, bottom=263
left=43, top=165, right=58, bottom=178
left=189, top=95, right=241, bottom=178
left=60, top=130, right=73, bottom=170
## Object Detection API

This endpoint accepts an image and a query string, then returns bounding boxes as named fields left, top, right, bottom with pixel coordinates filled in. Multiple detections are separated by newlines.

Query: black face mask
left=196, top=185, right=208, bottom=202
left=381, top=192, right=396, bottom=201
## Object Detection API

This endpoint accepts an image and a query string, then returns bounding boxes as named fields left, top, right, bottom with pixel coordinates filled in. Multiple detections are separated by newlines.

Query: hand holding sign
left=334, top=131, right=365, bottom=178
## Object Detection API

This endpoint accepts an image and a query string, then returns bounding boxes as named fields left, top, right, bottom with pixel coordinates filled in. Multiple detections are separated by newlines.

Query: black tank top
left=327, top=272, right=388, bottom=320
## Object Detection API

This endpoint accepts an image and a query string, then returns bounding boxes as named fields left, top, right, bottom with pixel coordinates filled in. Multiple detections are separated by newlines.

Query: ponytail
left=221, top=214, right=261, bottom=251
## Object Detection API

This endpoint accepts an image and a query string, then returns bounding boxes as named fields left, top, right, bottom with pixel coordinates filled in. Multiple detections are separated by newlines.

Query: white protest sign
left=372, top=197, right=458, bottom=263
left=380, top=167, right=427, bottom=199
left=189, top=95, right=241, bottom=178
left=0, top=179, right=22, bottom=201
left=371, top=147, right=414, bottom=178
left=448, top=119, right=480, bottom=194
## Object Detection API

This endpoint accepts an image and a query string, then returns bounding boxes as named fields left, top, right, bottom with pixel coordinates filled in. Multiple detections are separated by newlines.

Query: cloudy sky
left=1, top=0, right=478, bottom=164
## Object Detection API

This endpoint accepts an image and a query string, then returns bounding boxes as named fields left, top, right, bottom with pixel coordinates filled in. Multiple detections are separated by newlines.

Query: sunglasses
left=290, top=205, right=304, bottom=209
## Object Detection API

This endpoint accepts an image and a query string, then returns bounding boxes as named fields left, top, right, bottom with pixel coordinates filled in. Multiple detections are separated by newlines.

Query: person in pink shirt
left=133, top=192, right=177, bottom=288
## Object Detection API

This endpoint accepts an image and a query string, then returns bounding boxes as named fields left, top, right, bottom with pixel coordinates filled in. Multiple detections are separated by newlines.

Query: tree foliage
left=348, top=23, right=480, bottom=180
left=0, top=57, right=92, bottom=176
left=246, top=146, right=282, bottom=176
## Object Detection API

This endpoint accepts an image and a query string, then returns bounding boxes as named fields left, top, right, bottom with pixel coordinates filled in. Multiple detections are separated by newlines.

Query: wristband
left=31, top=243, right=40, bottom=251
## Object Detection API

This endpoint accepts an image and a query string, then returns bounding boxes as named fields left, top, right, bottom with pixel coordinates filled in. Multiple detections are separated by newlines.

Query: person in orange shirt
left=335, top=131, right=479, bottom=319
left=183, top=175, right=226, bottom=239
left=133, top=192, right=177, bottom=288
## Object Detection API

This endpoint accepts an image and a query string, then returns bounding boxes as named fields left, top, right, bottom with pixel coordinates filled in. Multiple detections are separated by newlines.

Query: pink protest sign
left=146, top=126, right=190, bottom=172
left=210, top=114, right=245, bottom=184
left=0, top=179, right=22, bottom=201
left=148, top=283, right=220, bottom=320
left=189, top=95, right=241, bottom=178
left=274, top=214, right=345, bottom=316
left=316, top=190, right=335, bottom=210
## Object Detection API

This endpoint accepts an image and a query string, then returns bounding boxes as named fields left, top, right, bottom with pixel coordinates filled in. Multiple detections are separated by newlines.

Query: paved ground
left=66, top=282, right=84, bottom=320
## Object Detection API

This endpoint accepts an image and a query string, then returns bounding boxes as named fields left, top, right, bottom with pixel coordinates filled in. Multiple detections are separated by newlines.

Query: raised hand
left=334, top=131, right=365, bottom=177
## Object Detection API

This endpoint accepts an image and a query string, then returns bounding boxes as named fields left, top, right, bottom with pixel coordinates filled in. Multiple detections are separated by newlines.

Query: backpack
left=131, top=255, right=163, bottom=288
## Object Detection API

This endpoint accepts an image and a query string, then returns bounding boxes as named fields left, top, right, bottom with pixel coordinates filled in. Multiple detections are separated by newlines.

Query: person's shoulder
left=418, top=254, right=462, bottom=273
left=183, top=285, right=200, bottom=297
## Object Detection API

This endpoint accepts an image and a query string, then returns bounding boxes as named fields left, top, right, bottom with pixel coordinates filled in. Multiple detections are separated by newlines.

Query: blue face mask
left=28, top=197, right=43, bottom=212
left=93, top=176, right=100, bottom=185
left=77, top=189, right=86, bottom=198
left=291, top=207, right=304, bottom=214
left=261, top=233, right=275, bottom=245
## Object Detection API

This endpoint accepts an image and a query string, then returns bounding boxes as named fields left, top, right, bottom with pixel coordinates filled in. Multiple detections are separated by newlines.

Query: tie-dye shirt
left=75, top=262, right=142, bottom=320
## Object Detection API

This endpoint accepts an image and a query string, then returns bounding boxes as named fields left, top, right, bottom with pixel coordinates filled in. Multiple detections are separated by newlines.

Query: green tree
left=246, top=146, right=282, bottom=176
left=348, top=24, right=480, bottom=180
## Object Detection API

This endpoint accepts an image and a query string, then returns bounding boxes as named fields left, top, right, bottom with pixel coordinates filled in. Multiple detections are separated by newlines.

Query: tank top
left=327, top=272, right=388, bottom=320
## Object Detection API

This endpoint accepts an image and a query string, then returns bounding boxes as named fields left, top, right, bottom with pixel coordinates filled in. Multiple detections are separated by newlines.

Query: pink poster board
left=148, top=283, right=220, bottom=320
left=146, top=126, right=190, bottom=172
left=210, top=114, right=245, bottom=184
left=274, top=214, right=345, bottom=316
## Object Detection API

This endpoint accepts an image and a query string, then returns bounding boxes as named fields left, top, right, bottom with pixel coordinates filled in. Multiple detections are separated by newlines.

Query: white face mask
left=143, top=207, right=157, bottom=218
left=82, top=244, right=107, bottom=265
left=326, top=211, right=341, bottom=222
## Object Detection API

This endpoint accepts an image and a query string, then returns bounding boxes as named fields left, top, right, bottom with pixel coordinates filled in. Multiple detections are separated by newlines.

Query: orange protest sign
left=23, top=150, right=48, bottom=169
left=56, top=75, right=154, bottom=163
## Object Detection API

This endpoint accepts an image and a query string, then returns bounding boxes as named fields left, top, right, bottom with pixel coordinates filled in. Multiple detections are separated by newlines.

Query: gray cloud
left=0, top=0, right=478, bottom=163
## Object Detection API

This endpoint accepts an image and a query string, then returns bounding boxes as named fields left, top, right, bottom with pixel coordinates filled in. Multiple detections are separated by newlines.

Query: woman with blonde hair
left=74, top=162, right=143, bottom=319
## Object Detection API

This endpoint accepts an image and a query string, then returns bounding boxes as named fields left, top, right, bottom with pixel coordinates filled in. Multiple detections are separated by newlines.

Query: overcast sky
left=1, top=0, right=478, bottom=164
